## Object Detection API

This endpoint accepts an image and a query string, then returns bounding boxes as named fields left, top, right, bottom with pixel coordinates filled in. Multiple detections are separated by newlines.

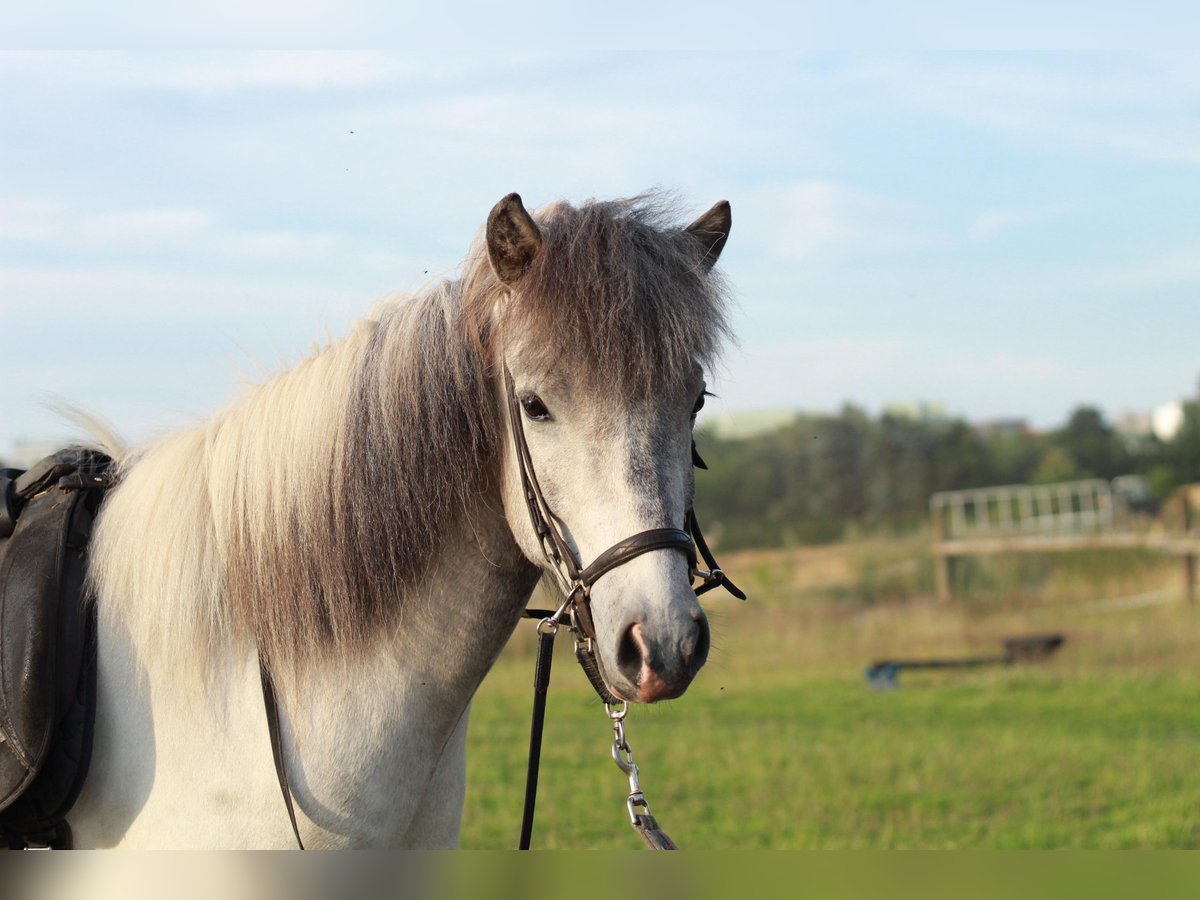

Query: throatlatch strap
left=258, top=658, right=305, bottom=850
left=687, top=509, right=746, bottom=600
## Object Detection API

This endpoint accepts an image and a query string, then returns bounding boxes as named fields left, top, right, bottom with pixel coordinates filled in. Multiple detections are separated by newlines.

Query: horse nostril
left=617, top=622, right=647, bottom=686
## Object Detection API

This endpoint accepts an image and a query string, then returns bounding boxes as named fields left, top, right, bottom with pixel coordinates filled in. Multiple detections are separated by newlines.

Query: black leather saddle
left=0, top=448, right=112, bottom=849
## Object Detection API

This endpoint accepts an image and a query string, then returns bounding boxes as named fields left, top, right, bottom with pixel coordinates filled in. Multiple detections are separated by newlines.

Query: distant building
left=974, top=417, right=1032, bottom=439
left=701, top=409, right=795, bottom=440
left=1113, top=410, right=1153, bottom=437
left=1153, top=401, right=1185, bottom=442
left=883, top=400, right=952, bottom=423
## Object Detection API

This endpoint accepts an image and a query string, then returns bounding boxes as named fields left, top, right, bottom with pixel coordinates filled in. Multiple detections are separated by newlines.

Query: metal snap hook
left=605, top=700, right=628, bottom=721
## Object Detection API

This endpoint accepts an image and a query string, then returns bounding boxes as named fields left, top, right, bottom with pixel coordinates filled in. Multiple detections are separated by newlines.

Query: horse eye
left=692, top=391, right=709, bottom=415
left=520, top=393, right=552, bottom=421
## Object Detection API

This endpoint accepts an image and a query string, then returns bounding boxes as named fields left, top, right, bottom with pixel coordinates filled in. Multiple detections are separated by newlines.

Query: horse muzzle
left=607, top=605, right=710, bottom=704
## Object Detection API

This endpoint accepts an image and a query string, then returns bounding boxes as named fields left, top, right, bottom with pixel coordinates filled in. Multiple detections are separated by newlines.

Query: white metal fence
left=929, top=477, right=1134, bottom=540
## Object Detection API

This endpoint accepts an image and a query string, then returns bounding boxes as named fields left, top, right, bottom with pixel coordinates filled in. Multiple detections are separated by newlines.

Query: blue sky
left=2, top=51, right=1199, bottom=454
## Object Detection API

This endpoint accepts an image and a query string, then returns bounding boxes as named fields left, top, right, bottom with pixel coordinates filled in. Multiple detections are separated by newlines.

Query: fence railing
left=929, top=478, right=1125, bottom=541
left=929, top=476, right=1197, bottom=603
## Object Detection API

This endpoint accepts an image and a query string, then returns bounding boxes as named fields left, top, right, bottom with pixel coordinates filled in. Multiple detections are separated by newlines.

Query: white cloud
left=854, top=54, right=1200, bottom=167
left=714, top=336, right=1088, bottom=425
left=0, top=198, right=395, bottom=272
left=0, top=195, right=67, bottom=241
left=0, top=263, right=382, bottom=321
left=0, top=51, right=557, bottom=102
left=157, top=52, right=417, bottom=94
left=958, top=241, right=1200, bottom=305
left=712, top=336, right=913, bottom=410
left=968, top=204, right=1074, bottom=240
left=89, top=208, right=212, bottom=236
left=737, top=179, right=935, bottom=263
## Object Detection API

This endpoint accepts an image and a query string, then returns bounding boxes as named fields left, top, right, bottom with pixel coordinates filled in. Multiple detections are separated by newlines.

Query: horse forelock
left=463, top=193, right=733, bottom=397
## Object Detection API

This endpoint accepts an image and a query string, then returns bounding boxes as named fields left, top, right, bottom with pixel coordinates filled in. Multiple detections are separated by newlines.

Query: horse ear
left=486, top=193, right=543, bottom=286
left=685, top=200, right=731, bottom=270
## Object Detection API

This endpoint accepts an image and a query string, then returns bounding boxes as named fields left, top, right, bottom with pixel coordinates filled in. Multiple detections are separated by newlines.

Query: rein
left=505, top=367, right=745, bottom=850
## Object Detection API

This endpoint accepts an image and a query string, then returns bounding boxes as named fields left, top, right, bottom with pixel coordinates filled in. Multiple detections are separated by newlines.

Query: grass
left=460, top=539, right=1200, bottom=848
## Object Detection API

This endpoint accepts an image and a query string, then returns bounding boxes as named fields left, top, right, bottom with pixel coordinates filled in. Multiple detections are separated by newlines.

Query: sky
left=2, top=49, right=1199, bottom=455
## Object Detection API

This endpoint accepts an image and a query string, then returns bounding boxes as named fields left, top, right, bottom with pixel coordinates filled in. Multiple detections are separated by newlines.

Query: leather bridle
left=504, top=366, right=744, bottom=703
left=505, top=365, right=745, bottom=850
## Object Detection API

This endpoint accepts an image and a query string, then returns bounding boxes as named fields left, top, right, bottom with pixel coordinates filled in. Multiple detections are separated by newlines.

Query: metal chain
left=606, top=702, right=656, bottom=826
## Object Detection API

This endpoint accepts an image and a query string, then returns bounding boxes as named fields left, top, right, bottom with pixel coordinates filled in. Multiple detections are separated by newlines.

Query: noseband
left=504, top=367, right=744, bottom=704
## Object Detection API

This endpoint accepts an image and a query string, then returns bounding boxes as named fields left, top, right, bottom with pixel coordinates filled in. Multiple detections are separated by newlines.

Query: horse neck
left=259, top=415, right=539, bottom=828
left=284, top=483, right=540, bottom=742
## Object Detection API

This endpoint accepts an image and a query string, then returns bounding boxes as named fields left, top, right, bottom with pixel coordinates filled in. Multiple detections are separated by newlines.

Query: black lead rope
left=518, top=624, right=557, bottom=850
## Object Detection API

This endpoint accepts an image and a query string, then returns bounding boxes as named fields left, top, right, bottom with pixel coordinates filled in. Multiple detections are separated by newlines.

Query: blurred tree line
left=693, top=386, right=1200, bottom=551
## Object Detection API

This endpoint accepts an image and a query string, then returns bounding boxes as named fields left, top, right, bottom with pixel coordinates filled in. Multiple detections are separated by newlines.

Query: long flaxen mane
left=90, top=194, right=731, bottom=671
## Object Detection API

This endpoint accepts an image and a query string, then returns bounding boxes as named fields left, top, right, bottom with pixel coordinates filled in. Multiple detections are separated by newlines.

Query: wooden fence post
left=932, top=502, right=953, bottom=601
left=1185, top=490, right=1196, bottom=606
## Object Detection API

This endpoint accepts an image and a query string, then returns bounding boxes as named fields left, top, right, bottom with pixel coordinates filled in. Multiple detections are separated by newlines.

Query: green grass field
left=461, top=537, right=1200, bottom=848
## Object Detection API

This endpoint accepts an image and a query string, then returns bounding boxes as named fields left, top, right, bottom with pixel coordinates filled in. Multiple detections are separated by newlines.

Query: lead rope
left=518, top=617, right=559, bottom=849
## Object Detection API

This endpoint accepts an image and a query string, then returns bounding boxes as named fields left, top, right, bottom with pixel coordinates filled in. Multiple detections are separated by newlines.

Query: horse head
left=478, top=193, right=732, bottom=703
